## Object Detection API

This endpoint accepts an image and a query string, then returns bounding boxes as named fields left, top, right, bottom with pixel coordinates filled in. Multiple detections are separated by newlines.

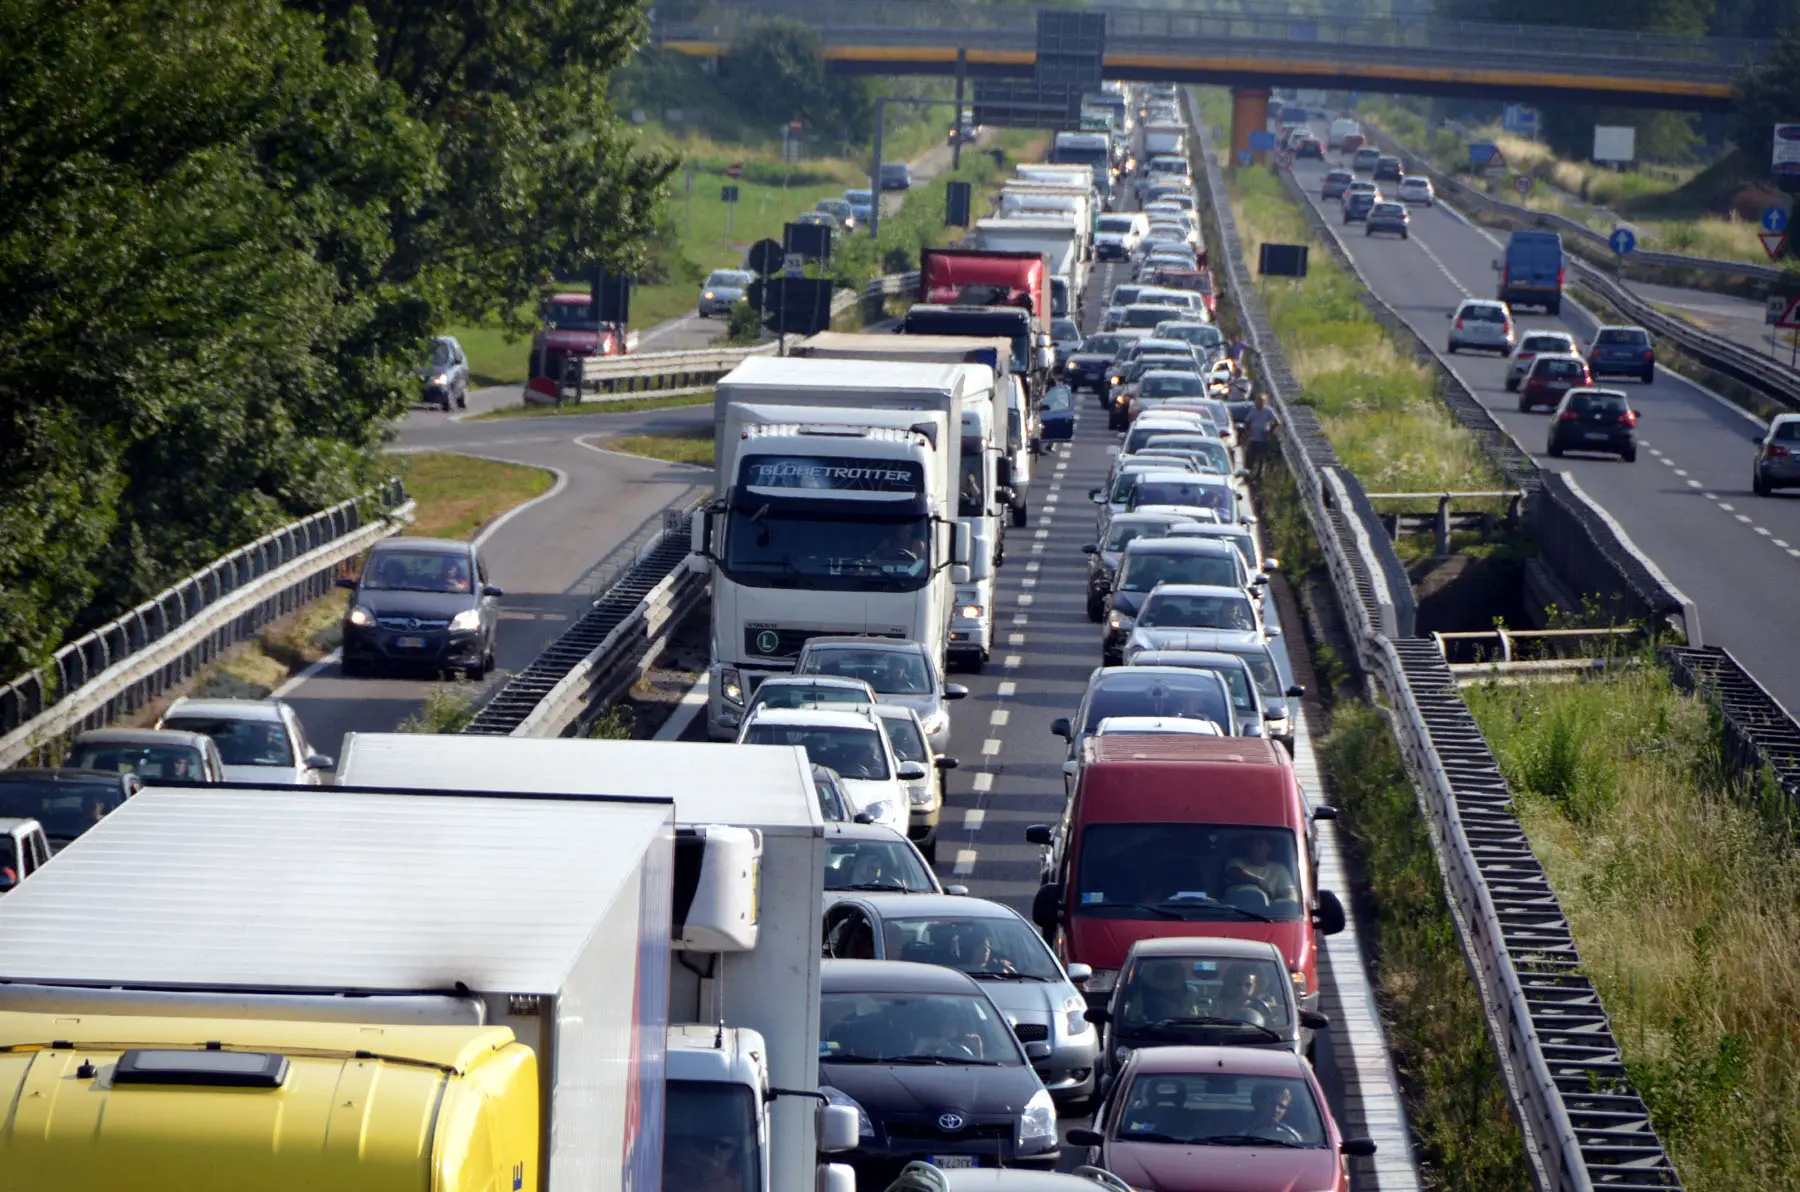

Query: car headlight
left=1018, top=1088, right=1058, bottom=1148
left=820, top=1086, right=873, bottom=1139
left=920, top=709, right=949, bottom=738
left=431, top=372, right=450, bottom=386
left=1113, top=1044, right=1133, bottom=1066
left=347, top=605, right=374, bottom=628
left=960, top=603, right=984, bottom=620
left=1063, top=994, right=1090, bottom=1035
left=704, top=290, right=716, bottom=300
left=1107, top=612, right=1133, bottom=633
left=1085, top=967, right=1119, bottom=996
left=720, top=667, right=744, bottom=706
left=448, top=608, right=482, bottom=632
left=862, top=800, right=895, bottom=825
left=908, top=784, right=934, bottom=807
left=1291, top=970, right=1308, bottom=997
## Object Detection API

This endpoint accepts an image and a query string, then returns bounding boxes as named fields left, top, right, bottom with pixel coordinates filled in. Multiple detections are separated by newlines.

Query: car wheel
left=1621, top=446, right=1638, bottom=463
left=1401, top=229, right=1409, bottom=239
left=1504, top=375, right=1519, bottom=392
left=1518, top=394, right=1532, bottom=413
left=1643, top=365, right=1655, bottom=383
left=1754, top=472, right=1773, bottom=496
left=340, top=656, right=367, bottom=679
left=455, top=389, right=467, bottom=410
left=1546, top=299, right=1562, bottom=316
left=1547, top=440, right=1564, bottom=458
left=1446, top=340, right=1458, bottom=354
left=1011, top=502, right=1028, bottom=529
left=1087, top=593, right=1105, bottom=623
left=1365, top=227, right=1374, bottom=236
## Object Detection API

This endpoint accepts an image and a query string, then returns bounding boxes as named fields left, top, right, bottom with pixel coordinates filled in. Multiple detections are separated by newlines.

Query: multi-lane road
left=1288, top=151, right=1800, bottom=711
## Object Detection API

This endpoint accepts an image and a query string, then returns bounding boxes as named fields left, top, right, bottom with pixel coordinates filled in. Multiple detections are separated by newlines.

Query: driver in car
left=955, top=924, right=1018, bottom=975
left=1246, top=1082, right=1301, bottom=1143
left=1223, top=835, right=1298, bottom=904
left=1215, top=963, right=1274, bottom=1027
left=868, top=523, right=927, bottom=577
left=911, top=1000, right=986, bottom=1061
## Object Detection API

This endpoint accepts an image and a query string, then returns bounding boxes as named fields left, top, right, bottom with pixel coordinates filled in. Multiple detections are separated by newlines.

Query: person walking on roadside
left=1243, top=392, right=1279, bottom=478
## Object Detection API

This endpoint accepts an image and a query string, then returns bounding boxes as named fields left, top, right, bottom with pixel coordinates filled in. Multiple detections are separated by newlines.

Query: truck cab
left=527, top=291, right=625, bottom=391
left=0, top=818, right=50, bottom=893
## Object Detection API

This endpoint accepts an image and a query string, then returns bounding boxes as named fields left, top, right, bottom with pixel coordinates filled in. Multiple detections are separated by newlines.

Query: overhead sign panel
left=1593, top=125, right=1636, bottom=164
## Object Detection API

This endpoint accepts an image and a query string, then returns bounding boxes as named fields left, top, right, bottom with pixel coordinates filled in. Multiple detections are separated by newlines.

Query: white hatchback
left=1446, top=298, right=1515, bottom=355
left=1398, top=176, right=1435, bottom=205
left=737, top=705, right=920, bottom=836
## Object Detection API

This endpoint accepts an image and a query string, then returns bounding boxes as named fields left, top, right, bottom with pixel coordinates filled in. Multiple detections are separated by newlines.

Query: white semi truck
left=972, top=217, right=1086, bottom=322
left=336, top=734, right=862, bottom=1192
left=701, top=355, right=975, bottom=738
left=792, top=331, right=1027, bottom=671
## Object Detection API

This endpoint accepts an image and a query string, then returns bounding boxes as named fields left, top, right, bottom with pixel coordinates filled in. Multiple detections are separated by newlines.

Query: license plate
left=1583, top=432, right=1610, bottom=442
left=931, top=1156, right=978, bottom=1170
left=395, top=635, right=425, bottom=649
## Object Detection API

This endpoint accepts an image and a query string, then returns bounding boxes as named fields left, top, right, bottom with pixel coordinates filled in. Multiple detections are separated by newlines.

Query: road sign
left=720, top=184, right=740, bottom=204
left=1514, top=174, right=1534, bottom=196
left=1768, top=295, right=1788, bottom=325
left=1609, top=227, right=1637, bottom=256
left=745, top=238, right=785, bottom=277
left=1777, top=293, right=1800, bottom=330
left=1774, top=125, right=1800, bottom=176
left=1469, top=142, right=1503, bottom=171
left=782, top=252, right=805, bottom=277
left=726, top=162, right=744, bottom=179
left=1237, top=150, right=1253, bottom=167
left=1760, top=230, right=1788, bottom=260
left=1764, top=206, right=1789, bottom=233
left=1248, top=130, right=1277, bottom=152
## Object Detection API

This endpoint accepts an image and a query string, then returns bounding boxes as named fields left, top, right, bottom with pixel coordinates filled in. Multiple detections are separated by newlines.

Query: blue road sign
left=1469, top=142, right=1499, bottom=170
left=1248, top=131, right=1277, bottom=151
left=1763, top=206, right=1789, bottom=233
left=1237, top=150, right=1253, bottom=167
left=1609, top=227, right=1637, bottom=256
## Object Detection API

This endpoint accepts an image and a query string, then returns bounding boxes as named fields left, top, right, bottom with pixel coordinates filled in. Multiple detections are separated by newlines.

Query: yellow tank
left=0, top=1010, right=539, bottom=1192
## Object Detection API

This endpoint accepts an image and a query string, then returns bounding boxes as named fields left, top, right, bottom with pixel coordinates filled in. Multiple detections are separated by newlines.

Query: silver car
left=63, top=728, right=226, bottom=783
left=822, top=892, right=1100, bottom=1104
left=794, top=638, right=968, bottom=754
left=823, top=821, right=958, bottom=908
left=742, top=674, right=878, bottom=721
left=156, top=697, right=332, bottom=785
left=868, top=703, right=959, bottom=862
left=1753, top=412, right=1800, bottom=496
left=1120, top=628, right=1301, bottom=746
left=1506, top=330, right=1580, bottom=391
left=698, top=268, right=752, bottom=317
left=1446, top=298, right=1515, bottom=355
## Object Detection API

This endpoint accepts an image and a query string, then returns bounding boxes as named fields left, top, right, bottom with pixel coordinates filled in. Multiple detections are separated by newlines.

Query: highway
left=1287, top=151, right=1800, bottom=712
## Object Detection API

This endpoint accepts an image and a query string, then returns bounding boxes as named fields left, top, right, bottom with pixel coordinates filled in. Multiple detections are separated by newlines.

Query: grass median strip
left=597, top=429, right=716, bottom=468
left=1467, top=664, right=1800, bottom=1191
left=469, top=391, right=714, bottom=422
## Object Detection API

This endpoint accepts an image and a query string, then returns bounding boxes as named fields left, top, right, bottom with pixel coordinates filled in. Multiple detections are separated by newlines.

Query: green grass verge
left=598, top=428, right=716, bottom=467
left=468, top=391, right=712, bottom=422
left=1466, top=664, right=1800, bottom=1191
left=396, top=452, right=555, bottom=540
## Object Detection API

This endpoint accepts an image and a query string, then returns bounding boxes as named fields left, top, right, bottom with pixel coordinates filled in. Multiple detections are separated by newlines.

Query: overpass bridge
left=653, top=0, right=1770, bottom=112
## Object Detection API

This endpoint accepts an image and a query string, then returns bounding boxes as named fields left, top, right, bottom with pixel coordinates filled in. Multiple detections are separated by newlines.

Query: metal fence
left=1191, top=96, right=1686, bottom=1190
left=0, top=482, right=411, bottom=766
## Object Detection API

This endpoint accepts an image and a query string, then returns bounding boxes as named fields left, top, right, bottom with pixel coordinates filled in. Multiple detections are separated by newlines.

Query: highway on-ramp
left=1288, top=151, right=1800, bottom=712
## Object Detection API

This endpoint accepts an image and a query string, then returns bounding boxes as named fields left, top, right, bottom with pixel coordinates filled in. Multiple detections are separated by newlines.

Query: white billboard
left=1593, top=125, right=1636, bottom=164
left=1774, top=124, right=1800, bottom=177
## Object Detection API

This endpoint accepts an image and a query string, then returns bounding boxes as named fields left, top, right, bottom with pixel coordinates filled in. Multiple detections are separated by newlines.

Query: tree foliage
left=1735, top=27, right=1800, bottom=170
left=719, top=20, right=874, bottom=145
left=0, top=0, right=672, bottom=679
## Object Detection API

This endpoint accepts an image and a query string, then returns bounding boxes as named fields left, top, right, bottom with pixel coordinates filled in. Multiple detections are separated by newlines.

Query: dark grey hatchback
left=338, top=538, right=503, bottom=677
left=1547, top=388, right=1638, bottom=463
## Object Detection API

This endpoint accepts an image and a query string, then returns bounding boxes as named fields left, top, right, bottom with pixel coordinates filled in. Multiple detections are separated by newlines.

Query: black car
left=1546, top=387, right=1638, bottom=463
left=1373, top=155, right=1404, bottom=182
left=1295, top=137, right=1324, bottom=160
left=0, top=768, right=140, bottom=852
left=880, top=162, right=914, bottom=191
left=819, top=959, right=1059, bottom=1184
left=1342, top=191, right=1377, bottom=224
left=338, top=538, right=503, bottom=678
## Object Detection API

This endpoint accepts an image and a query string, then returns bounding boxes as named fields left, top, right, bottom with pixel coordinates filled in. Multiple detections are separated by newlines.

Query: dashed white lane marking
left=1789, top=548, right=1800, bottom=558
left=1703, top=491, right=1719, bottom=500
left=963, top=809, right=986, bottom=831
left=1031, top=542, right=1045, bottom=554
left=1026, top=561, right=1040, bottom=572
left=1687, top=479, right=1703, bottom=488
left=1017, top=593, right=1034, bottom=605
left=996, top=681, right=1016, bottom=697
left=1775, top=540, right=1791, bottom=549
left=1004, top=654, right=1023, bottom=668
left=1013, top=613, right=1029, bottom=625
left=981, top=738, right=1002, bottom=756
left=953, top=849, right=978, bottom=876
left=1021, top=579, right=1037, bottom=590
left=1737, top=514, right=1754, bottom=524
left=1718, top=502, right=1735, bottom=511
left=1756, top=526, right=1772, bottom=536
left=1659, top=458, right=1675, bottom=467
left=1647, top=447, right=1663, bottom=455
left=990, top=709, right=1010, bottom=727
left=1008, top=632, right=1027, bottom=645
left=1035, top=529, right=1050, bottom=540
left=1674, top=468, right=1688, bottom=477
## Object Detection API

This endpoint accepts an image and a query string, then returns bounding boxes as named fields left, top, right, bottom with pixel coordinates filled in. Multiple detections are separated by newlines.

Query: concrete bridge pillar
left=1230, top=87, right=1270, bottom=162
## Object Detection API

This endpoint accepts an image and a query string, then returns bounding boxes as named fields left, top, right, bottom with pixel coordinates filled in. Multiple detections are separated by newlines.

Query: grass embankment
left=1467, top=666, right=1800, bottom=1192
left=187, top=453, right=553, bottom=702
left=470, top=391, right=715, bottom=422
left=1225, top=166, right=1502, bottom=498
left=599, top=429, right=716, bottom=467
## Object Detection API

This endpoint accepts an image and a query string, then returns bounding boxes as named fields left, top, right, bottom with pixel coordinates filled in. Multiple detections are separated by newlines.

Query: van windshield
left=1076, top=824, right=1303, bottom=921
left=666, top=1082, right=762, bottom=1192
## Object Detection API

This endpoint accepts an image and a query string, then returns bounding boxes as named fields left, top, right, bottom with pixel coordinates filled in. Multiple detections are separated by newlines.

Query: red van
left=1026, top=734, right=1344, bottom=1011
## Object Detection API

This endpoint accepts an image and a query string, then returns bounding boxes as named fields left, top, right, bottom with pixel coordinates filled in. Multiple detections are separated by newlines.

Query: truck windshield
left=543, top=300, right=599, bottom=331
left=723, top=509, right=932, bottom=593
left=665, top=1081, right=762, bottom=1192
left=960, top=436, right=987, bottom=518
left=1076, top=823, right=1304, bottom=921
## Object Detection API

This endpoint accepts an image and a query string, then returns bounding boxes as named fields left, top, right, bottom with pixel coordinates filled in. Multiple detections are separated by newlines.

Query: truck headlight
left=449, top=609, right=482, bottom=632
left=820, top=1086, right=873, bottom=1139
left=960, top=603, right=984, bottom=620
left=347, top=605, right=374, bottom=628
left=1017, top=1088, right=1058, bottom=1148
left=1291, top=970, right=1308, bottom=997
left=721, top=667, right=744, bottom=706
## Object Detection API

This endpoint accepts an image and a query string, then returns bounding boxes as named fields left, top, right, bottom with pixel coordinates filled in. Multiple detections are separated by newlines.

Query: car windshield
left=1597, top=328, right=1649, bottom=345
left=160, top=716, right=292, bottom=768
left=1083, top=334, right=1130, bottom=358
left=428, top=340, right=455, bottom=367
left=741, top=725, right=890, bottom=780
left=1570, top=393, right=1629, bottom=414
left=748, top=683, right=872, bottom=714
left=1536, top=359, right=1585, bottom=379
left=1132, top=480, right=1232, bottom=516
left=821, top=992, right=1021, bottom=1065
left=65, top=743, right=202, bottom=781
left=1160, top=326, right=1224, bottom=349
left=544, top=300, right=599, bottom=331
left=0, top=778, right=126, bottom=843
left=1124, top=307, right=1177, bottom=329
left=1522, top=336, right=1570, bottom=352
left=706, top=270, right=750, bottom=288
left=359, top=549, right=474, bottom=593
left=845, top=190, right=872, bottom=205
left=1076, top=823, right=1303, bottom=921
left=812, top=773, right=851, bottom=822
left=1120, top=554, right=1239, bottom=593
left=1052, top=319, right=1081, bottom=340
left=879, top=715, right=928, bottom=764
left=1146, top=436, right=1230, bottom=471
left=1115, top=1073, right=1325, bottom=1147
left=1117, top=952, right=1293, bottom=1033
left=802, top=648, right=932, bottom=695
left=826, top=838, right=936, bottom=891
left=1109, top=470, right=1158, bottom=503
left=1461, top=305, right=1506, bottom=323
left=1144, top=375, right=1207, bottom=398
left=883, top=915, right=1062, bottom=980
left=1110, top=286, right=1143, bottom=307
left=1098, top=216, right=1137, bottom=232
left=1082, top=673, right=1232, bottom=734
left=1105, top=520, right=1174, bottom=551
left=1138, top=591, right=1256, bottom=631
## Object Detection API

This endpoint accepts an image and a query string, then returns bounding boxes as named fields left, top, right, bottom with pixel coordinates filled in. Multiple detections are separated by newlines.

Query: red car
left=526, top=291, right=626, bottom=398
left=1519, top=353, right=1592, bottom=412
left=1068, top=1045, right=1375, bottom=1192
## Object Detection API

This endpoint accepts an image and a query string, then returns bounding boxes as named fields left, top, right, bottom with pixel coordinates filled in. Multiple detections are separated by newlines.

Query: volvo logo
left=937, top=1112, right=965, bottom=1132
left=756, top=629, right=780, bottom=653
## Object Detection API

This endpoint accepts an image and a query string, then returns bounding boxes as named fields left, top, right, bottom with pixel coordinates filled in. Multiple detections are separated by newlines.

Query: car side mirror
left=1286, top=684, right=1305, bottom=698
left=1262, top=558, right=1281, bottom=572
left=1025, top=824, right=1053, bottom=845
left=305, top=753, right=335, bottom=770
left=944, top=884, right=969, bottom=896
left=1051, top=717, right=1072, bottom=739
left=1089, top=488, right=1104, bottom=502
left=482, top=585, right=505, bottom=598
left=1082, top=543, right=1100, bottom=555
left=852, top=811, right=876, bottom=825
left=1063, top=760, right=1078, bottom=777
left=1083, top=1006, right=1111, bottom=1024
left=1443, top=311, right=1453, bottom=319
left=1265, top=627, right=1281, bottom=636
left=942, top=683, right=969, bottom=701
left=1066, top=1127, right=1106, bottom=1148
left=1300, top=1008, right=1331, bottom=1030
left=1314, top=889, right=1347, bottom=935
left=896, top=761, right=928, bottom=782
left=1312, top=805, right=1339, bottom=821
left=1066, top=962, right=1093, bottom=983
left=1031, top=882, right=1064, bottom=935
left=1342, top=1138, right=1379, bottom=1157
left=935, top=756, right=960, bottom=770
left=335, top=576, right=358, bottom=591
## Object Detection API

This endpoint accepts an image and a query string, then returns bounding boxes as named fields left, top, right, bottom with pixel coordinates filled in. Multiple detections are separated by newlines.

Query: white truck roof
left=0, top=785, right=673, bottom=991
left=338, top=735, right=823, bottom=832
left=718, top=354, right=973, bottom=398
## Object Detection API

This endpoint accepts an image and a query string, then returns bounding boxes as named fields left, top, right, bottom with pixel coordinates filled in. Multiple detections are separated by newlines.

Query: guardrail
left=0, top=482, right=412, bottom=766
left=1364, top=490, right=1524, bottom=556
left=1193, top=99, right=1686, bottom=1191
left=538, top=272, right=922, bottom=406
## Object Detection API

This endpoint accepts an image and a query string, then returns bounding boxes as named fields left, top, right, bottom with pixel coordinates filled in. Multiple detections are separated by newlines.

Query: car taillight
left=1558, top=410, right=1581, bottom=422
left=1455, top=319, right=1464, bottom=329
left=1558, top=268, right=1566, bottom=287
left=1642, top=349, right=1654, bottom=360
left=1620, top=410, right=1638, bottom=427
left=1772, top=445, right=1791, bottom=458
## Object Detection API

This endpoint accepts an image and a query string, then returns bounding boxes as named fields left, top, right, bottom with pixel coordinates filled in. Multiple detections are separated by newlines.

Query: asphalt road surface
left=1290, top=151, right=1800, bottom=713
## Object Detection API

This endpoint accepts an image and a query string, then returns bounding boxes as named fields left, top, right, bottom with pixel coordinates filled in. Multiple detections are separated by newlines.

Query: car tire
left=1011, top=503, right=1028, bottom=529
left=1546, top=299, right=1562, bottom=316
left=1401, top=229, right=1409, bottom=239
left=1622, top=446, right=1638, bottom=463
left=455, top=390, right=467, bottom=410
left=1643, top=365, right=1656, bottom=383
left=1547, top=440, right=1564, bottom=458
left=1446, top=340, right=1458, bottom=354
left=1504, top=375, right=1519, bottom=392
left=1518, top=394, right=1532, bottom=412
left=1754, top=472, right=1773, bottom=496
left=1087, top=593, right=1105, bottom=623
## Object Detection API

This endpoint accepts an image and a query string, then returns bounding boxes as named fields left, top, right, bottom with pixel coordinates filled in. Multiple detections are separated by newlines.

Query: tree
left=1735, top=26, right=1800, bottom=173
left=720, top=20, right=874, bottom=145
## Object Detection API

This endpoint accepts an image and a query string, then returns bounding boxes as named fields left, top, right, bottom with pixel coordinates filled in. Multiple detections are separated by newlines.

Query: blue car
left=1038, top=384, right=1075, bottom=446
left=843, top=188, right=874, bottom=230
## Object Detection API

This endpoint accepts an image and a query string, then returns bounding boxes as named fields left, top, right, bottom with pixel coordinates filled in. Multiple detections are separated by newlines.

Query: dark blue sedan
left=1038, top=385, right=1075, bottom=446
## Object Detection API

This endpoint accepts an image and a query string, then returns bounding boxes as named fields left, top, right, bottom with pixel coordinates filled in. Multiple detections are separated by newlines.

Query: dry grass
left=1467, top=665, right=1800, bottom=1190
left=396, top=452, right=555, bottom=540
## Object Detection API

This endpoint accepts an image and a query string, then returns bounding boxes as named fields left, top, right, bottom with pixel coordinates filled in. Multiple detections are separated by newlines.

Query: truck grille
left=743, top=626, right=824, bottom=660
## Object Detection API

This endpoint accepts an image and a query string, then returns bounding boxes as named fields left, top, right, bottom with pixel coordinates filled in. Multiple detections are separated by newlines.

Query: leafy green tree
left=721, top=19, right=874, bottom=145
left=1735, top=26, right=1800, bottom=173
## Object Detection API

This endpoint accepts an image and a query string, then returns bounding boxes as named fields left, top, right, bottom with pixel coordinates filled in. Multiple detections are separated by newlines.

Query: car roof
left=801, top=637, right=927, bottom=657
left=69, top=728, right=211, bottom=748
left=1458, top=298, right=1507, bottom=310
left=937, top=1170, right=1139, bottom=1191
left=161, top=698, right=285, bottom=722
left=1121, top=537, right=1237, bottom=557
left=1565, top=386, right=1631, bottom=399
left=1144, top=583, right=1253, bottom=600
left=757, top=675, right=874, bottom=691
left=1127, top=936, right=1286, bottom=962
left=1135, top=470, right=1226, bottom=484
left=825, top=820, right=917, bottom=844
left=839, top=892, right=1019, bottom=920
left=867, top=703, right=925, bottom=726
left=821, top=958, right=982, bottom=994
left=371, top=537, right=468, bottom=556
left=1123, top=1043, right=1309, bottom=1078
left=1090, top=664, right=1231, bottom=687
left=745, top=706, right=881, bottom=731
left=1141, top=369, right=1202, bottom=381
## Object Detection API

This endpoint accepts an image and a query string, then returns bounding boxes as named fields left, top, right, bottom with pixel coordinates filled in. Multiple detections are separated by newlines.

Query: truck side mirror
left=1025, top=824, right=1053, bottom=845
left=819, top=1164, right=856, bottom=1192
left=688, top=509, right=712, bottom=574
left=953, top=520, right=972, bottom=566
left=819, top=1104, right=860, bottom=1153
left=1314, top=889, right=1347, bottom=935
left=1050, top=717, right=1072, bottom=739
left=1031, top=882, right=1064, bottom=935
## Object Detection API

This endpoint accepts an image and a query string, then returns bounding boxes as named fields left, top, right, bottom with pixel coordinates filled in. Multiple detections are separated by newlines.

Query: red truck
left=918, top=247, right=1052, bottom=321
left=525, top=291, right=627, bottom=400
left=1026, top=734, right=1345, bottom=1013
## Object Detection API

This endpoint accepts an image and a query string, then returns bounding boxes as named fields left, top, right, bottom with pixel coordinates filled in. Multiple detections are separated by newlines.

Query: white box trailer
left=0, top=784, right=676, bottom=1192
left=337, top=734, right=848, bottom=1192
